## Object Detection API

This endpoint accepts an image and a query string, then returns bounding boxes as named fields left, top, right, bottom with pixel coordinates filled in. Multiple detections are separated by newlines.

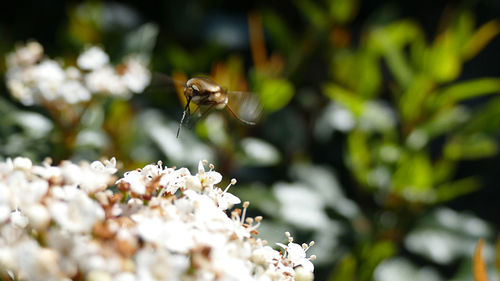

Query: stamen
left=223, top=178, right=237, bottom=193
left=241, top=201, right=250, bottom=223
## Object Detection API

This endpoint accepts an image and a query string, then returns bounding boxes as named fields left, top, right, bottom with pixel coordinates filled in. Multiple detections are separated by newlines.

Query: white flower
left=277, top=242, right=315, bottom=273
left=195, top=160, right=222, bottom=189
left=10, top=210, right=28, bottom=228
left=251, top=246, right=280, bottom=265
left=58, top=79, right=91, bottom=104
left=6, top=41, right=43, bottom=68
left=24, top=204, right=50, bottom=230
left=0, top=185, right=11, bottom=222
left=48, top=185, right=105, bottom=233
left=85, top=65, right=130, bottom=97
left=13, top=157, right=32, bottom=170
left=77, top=46, right=110, bottom=70
left=90, top=157, right=118, bottom=175
left=0, top=157, right=315, bottom=280
left=116, top=170, right=146, bottom=195
left=295, top=266, right=314, bottom=281
left=120, top=56, right=151, bottom=93
left=59, top=159, right=115, bottom=194
left=5, top=41, right=150, bottom=106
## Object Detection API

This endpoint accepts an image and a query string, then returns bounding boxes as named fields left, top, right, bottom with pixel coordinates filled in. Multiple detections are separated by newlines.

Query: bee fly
left=177, top=77, right=262, bottom=138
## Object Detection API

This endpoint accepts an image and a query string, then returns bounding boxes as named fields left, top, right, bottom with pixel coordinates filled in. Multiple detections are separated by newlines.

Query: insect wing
left=227, top=91, right=263, bottom=124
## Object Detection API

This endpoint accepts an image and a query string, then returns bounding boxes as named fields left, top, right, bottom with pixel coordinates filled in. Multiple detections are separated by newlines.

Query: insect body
left=177, top=77, right=261, bottom=137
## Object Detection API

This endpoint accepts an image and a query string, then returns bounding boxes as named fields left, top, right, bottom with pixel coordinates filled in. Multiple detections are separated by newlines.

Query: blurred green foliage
left=1, top=0, right=500, bottom=281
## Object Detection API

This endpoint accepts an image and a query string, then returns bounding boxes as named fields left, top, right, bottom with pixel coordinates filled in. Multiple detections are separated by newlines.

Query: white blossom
left=5, top=41, right=151, bottom=106
left=120, top=55, right=151, bottom=93
left=0, top=157, right=315, bottom=280
left=77, top=46, right=110, bottom=70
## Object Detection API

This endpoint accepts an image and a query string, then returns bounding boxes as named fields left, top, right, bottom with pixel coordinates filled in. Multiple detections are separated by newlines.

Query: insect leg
left=225, top=104, right=256, bottom=125
left=177, top=96, right=192, bottom=138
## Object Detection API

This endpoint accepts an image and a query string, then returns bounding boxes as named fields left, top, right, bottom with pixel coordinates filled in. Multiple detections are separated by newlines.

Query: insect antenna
left=177, top=96, right=192, bottom=138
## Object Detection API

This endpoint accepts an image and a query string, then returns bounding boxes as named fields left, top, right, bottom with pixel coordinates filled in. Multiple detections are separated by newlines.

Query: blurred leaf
left=473, top=239, right=489, bottom=281
left=370, top=26, right=414, bottom=88
left=261, top=10, right=295, bottom=55
left=444, top=134, right=498, bottom=160
left=399, top=75, right=434, bottom=123
left=123, top=23, right=159, bottom=61
left=432, top=158, right=455, bottom=185
left=367, top=20, right=425, bottom=88
left=496, top=236, right=500, bottom=272
left=393, top=152, right=433, bottom=198
left=417, top=106, right=469, bottom=139
left=332, top=51, right=381, bottom=99
left=434, top=177, right=479, bottom=203
left=360, top=240, right=397, bottom=280
left=327, top=0, right=359, bottom=24
left=374, top=257, right=443, bottom=281
left=463, top=19, right=500, bottom=60
left=329, top=254, right=357, bottom=281
left=67, top=2, right=103, bottom=44
left=405, top=208, right=493, bottom=264
left=164, top=45, right=196, bottom=73
left=323, top=83, right=364, bottom=115
left=258, top=78, right=294, bottom=113
left=426, top=32, right=461, bottom=82
left=233, top=185, right=280, bottom=215
left=368, top=20, right=423, bottom=52
left=462, top=97, right=500, bottom=134
left=356, top=53, right=382, bottom=98
left=293, top=0, right=328, bottom=28
left=453, top=10, right=475, bottom=51
left=430, top=78, right=500, bottom=109
left=346, top=131, right=372, bottom=186
left=239, top=137, right=281, bottom=166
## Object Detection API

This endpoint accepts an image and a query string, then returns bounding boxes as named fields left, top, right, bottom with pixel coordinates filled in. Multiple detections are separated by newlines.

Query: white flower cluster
left=0, top=157, right=315, bottom=281
left=5, top=41, right=151, bottom=106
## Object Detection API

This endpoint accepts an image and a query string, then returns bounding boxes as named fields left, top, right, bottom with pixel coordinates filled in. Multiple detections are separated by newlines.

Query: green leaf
left=417, top=106, right=469, bottom=139
left=258, top=78, right=294, bottom=113
left=293, top=0, right=328, bottom=28
left=346, top=131, right=372, bottom=186
left=434, top=177, right=479, bottom=203
left=329, top=254, right=357, bottom=281
left=328, top=0, right=359, bottom=24
left=463, top=19, right=500, bottom=60
left=323, top=83, right=364, bottom=115
left=425, top=32, right=461, bottom=82
left=370, top=27, right=414, bottom=88
left=462, top=97, right=500, bottom=134
left=444, top=134, right=498, bottom=160
left=452, top=10, right=475, bottom=55
left=359, top=240, right=396, bottom=280
left=393, top=152, right=433, bottom=198
left=398, top=75, right=434, bottom=122
left=430, top=78, right=500, bottom=109
left=356, top=53, right=382, bottom=98
left=432, top=158, right=456, bottom=186
left=261, top=10, right=295, bottom=55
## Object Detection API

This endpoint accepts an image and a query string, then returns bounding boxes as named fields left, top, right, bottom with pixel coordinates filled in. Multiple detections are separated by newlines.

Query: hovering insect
left=176, top=77, right=262, bottom=138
